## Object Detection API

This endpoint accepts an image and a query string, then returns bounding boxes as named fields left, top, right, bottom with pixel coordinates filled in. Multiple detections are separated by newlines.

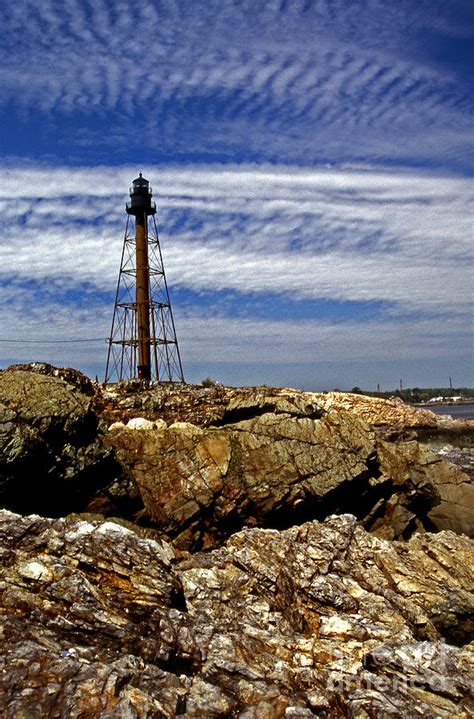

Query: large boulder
left=0, top=510, right=472, bottom=717
left=376, top=439, right=474, bottom=537
left=108, top=408, right=372, bottom=549
left=6, top=361, right=97, bottom=396
left=0, top=369, right=116, bottom=515
left=107, top=399, right=472, bottom=549
left=2, top=370, right=471, bottom=541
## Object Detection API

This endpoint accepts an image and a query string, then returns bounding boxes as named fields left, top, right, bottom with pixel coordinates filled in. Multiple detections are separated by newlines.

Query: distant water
left=415, top=403, right=474, bottom=420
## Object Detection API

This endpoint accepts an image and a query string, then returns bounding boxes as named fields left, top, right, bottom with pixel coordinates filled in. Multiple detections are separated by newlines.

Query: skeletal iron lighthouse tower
left=104, top=174, right=184, bottom=383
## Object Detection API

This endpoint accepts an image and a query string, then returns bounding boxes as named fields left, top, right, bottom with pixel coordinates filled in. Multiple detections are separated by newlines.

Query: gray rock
left=0, top=370, right=116, bottom=516
left=0, top=510, right=472, bottom=717
left=5, top=361, right=97, bottom=396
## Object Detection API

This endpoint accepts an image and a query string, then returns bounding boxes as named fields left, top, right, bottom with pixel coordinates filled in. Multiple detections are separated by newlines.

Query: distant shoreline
left=414, top=402, right=474, bottom=420
left=416, top=400, right=474, bottom=407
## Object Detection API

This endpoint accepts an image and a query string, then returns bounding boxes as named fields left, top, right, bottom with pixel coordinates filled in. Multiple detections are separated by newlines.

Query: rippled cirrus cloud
left=1, top=163, right=472, bottom=308
left=0, top=1, right=472, bottom=384
left=0, top=162, right=472, bottom=385
left=1, top=0, right=472, bottom=167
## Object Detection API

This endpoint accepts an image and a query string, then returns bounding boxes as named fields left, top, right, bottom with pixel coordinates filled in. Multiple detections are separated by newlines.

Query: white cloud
left=1, top=2, right=472, bottom=386
left=1, top=1, right=471, bottom=166
left=177, top=313, right=471, bottom=365
left=0, top=163, right=472, bottom=318
left=0, top=281, right=469, bottom=373
left=0, top=158, right=472, bottom=385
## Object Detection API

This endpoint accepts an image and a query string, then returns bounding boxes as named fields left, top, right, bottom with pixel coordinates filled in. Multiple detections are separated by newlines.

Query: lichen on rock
left=0, top=510, right=472, bottom=717
left=0, top=367, right=473, bottom=716
left=0, top=369, right=119, bottom=517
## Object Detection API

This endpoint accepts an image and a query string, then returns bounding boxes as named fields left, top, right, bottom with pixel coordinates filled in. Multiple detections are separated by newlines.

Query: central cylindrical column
left=135, top=212, right=151, bottom=380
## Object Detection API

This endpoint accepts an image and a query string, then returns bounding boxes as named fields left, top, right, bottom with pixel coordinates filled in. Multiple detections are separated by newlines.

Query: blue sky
left=0, top=0, right=473, bottom=390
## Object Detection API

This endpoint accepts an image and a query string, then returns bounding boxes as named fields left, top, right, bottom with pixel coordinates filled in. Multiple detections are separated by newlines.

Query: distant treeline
left=348, top=387, right=474, bottom=404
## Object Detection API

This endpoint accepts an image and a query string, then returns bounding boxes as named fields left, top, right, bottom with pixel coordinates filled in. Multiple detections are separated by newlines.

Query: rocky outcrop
left=312, top=391, right=439, bottom=428
left=5, top=361, right=97, bottom=396
left=107, top=407, right=472, bottom=549
left=1, top=367, right=471, bottom=542
left=108, top=408, right=372, bottom=549
left=0, top=369, right=117, bottom=516
left=99, top=383, right=440, bottom=430
left=1, top=368, right=473, bottom=717
left=217, top=390, right=439, bottom=431
left=100, top=381, right=230, bottom=428
left=1, top=510, right=472, bottom=718
left=375, top=439, right=474, bottom=537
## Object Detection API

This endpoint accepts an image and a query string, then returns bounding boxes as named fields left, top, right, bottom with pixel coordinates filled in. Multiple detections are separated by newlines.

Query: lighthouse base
left=138, top=365, right=151, bottom=381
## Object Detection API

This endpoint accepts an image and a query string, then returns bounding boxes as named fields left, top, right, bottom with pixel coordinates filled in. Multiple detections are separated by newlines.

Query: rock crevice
left=4, top=511, right=472, bottom=717
left=0, top=365, right=473, bottom=717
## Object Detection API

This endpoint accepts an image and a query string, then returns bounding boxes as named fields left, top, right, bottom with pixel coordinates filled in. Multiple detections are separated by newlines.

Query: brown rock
left=6, top=361, right=97, bottom=396
left=312, top=391, right=439, bottom=428
left=1, top=510, right=472, bottom=717
left=100, top=383, right=438, bottom=431
left=374, top=439, right=474, bottom=537
left=2, top=370, right=471, bottom=543
left=107, top=402, right=472, bottom=549
left=428, top=465, right=474, bottom=535
left=107, top=409, right=374, bottom=549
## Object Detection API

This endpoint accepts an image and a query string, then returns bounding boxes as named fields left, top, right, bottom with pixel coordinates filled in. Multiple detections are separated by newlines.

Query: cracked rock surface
left=1, top=367, right=472, bottom=542
left=1, top=367, right=473, bottom=716
left=0, top=510, right=473, bottom=718
left=100, top=383, right=439, bottom=430
left=107, top=407, right=472, bottom=549
left=0, top=370, right=115, bottom=516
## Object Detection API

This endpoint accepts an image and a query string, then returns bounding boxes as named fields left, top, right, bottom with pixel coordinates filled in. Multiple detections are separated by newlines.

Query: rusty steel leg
left=135, top=212, right=151, bottom=380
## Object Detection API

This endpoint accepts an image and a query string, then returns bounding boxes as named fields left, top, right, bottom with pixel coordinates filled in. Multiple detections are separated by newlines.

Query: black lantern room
left=126, top=172, right=156, bottom=216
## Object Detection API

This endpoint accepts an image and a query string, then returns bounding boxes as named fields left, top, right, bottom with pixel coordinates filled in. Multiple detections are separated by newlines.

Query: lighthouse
left=104, top=174, right=184, bottom=383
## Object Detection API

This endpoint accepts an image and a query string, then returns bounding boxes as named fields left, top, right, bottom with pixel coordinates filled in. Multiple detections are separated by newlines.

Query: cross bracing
left=105, top=215, right=184, bottom=384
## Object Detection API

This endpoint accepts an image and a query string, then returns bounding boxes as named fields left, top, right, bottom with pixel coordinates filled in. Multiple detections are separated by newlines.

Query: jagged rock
left=311, top=391, right=439, bottom=428
left=1, top=369, right=472, bottom=715
left=107, top=409, right=372, bottom=549
left=1, top=369, right=471, bottom=541
left=374, top=439, right=474, bottom=537
left=6, top=362, right=97, bottom=396
left=0, top=510, right=472, bottom=717
left=0, top=369, right=116, bottom=516
left=427, top=465, right=474, bottom=535
left=0, top=510, right=186, bottom=718
left=100, top=382, right=440, bottom=431
left=99, top=381, right=231, bottom=428
left=101, top=383, right=471, bottom=544
left=107, top=404, right=472, bottom=549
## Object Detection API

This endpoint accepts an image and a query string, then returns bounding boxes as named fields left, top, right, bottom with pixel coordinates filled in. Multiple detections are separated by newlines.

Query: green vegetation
left=201, top=377, right=218, bottom=388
